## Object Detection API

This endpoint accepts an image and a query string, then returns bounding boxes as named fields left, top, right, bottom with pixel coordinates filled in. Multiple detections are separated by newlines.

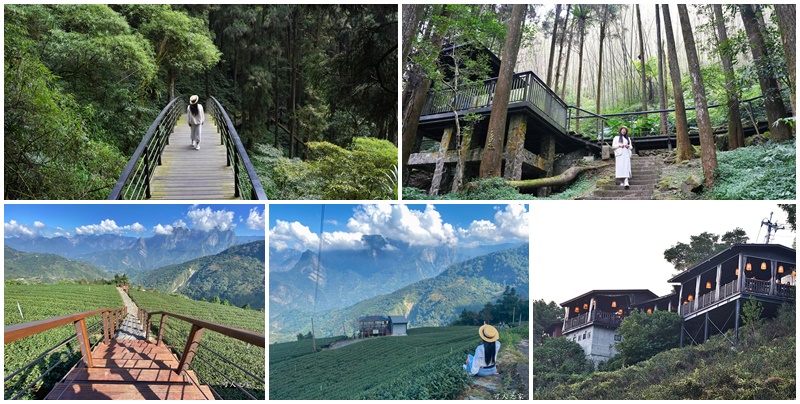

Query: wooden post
left=714, top=264, right=722, bottom=301
left=679, top=322, right=684, bottom=347
left=738, top=253, right=746, bottom=292
left=769, top=260, right=776, bottom=295
left=734, top=298, right=741, bottom=343
left=176, top=324, right=205, bottom=375
left=703, top=312, right=709, bottom=342
left=102, top=311, right=110, bottom=345
left=157, top=314, right=168, bottom=346
left=146, top=314, right=152, bottom=343
left=693, top=276, right=701, bottom=313
left=74, top=318, right=94, bottom=368
left=429, top=126, right=453, bottom=196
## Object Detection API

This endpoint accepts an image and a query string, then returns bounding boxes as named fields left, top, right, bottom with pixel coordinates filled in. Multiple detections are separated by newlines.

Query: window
left=614, top=334, right=622, bottom=342
left=587, top=331, right=591, bottom=339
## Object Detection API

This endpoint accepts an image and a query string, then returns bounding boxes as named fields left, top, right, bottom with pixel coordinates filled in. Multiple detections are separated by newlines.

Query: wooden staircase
left=46, top=340, right=214, bottom=400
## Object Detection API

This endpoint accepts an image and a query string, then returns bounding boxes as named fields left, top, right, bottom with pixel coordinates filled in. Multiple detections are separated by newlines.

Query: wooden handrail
left=5, top=308, right=121, bottom=344
left=146, top=311, right=265, bottom=348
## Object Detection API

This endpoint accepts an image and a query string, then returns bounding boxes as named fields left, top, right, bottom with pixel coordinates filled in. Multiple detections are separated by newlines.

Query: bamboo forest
left=402, top=4, right=795, bottom=200
left=5, top=5, right=398, bottom=200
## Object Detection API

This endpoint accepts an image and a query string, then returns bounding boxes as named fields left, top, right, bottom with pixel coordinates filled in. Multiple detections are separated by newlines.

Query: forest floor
left=459, top=338, right=529, bottom=400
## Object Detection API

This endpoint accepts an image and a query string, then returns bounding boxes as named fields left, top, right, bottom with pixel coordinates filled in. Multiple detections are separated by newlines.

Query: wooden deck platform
left=46, top=340, right=214, bottom=400
left=149, top=115, right=237, bottom=200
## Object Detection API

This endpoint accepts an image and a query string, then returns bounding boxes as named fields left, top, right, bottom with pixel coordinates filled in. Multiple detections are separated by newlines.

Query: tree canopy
left=663, top=228, right=749, bottom=271
left=615, top=310, right=682, bottom=366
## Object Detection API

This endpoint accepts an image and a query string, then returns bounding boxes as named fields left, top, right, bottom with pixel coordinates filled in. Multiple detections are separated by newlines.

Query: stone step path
left=116, top=287, right=145, bottom=341
left=584, top=156, right=663, bottom=200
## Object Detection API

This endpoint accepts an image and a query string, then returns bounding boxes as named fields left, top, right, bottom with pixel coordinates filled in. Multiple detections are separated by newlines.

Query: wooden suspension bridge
left=4, top=288, right=265, bottom=400
left=108, top=97, right=267, bottom=200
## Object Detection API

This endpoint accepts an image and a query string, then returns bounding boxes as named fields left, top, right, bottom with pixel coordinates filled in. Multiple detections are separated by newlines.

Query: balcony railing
left=420, top=71, right=568, bottom=132
left=563, top=309, right=622, bottom=332
left=682, top=279, right=794, bottom=316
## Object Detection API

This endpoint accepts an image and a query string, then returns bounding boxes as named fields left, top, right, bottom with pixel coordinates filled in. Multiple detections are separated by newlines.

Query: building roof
left=358, top=316, right=388, bottom=322
left=668, top=244, right=796, bottom=283
left=388, top=315, right=408, bottom=324
left=560, top=289, right=659, bottom=307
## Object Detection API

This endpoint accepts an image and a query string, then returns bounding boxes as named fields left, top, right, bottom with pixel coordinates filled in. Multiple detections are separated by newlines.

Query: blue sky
left=269, top=204, right=529, bottom=251
left=4, top=204, right=265, bottom=238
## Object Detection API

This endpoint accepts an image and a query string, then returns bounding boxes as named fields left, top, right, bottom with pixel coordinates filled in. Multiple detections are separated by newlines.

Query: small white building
left=388, top=315, right=408, bottom=336
left=560, top=289, right=658, bottom=366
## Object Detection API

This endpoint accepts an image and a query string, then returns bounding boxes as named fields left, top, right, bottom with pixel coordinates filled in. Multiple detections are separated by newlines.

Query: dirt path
left=460, top=338, right=529, bottom=400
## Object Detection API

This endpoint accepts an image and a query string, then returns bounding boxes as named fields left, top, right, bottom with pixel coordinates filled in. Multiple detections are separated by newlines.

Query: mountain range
left=5, top=229, right=264, bottom=272
left=269, top=243, right=528, bottom=342
left=4, top=246, right=110, bottom=283
left=132, top=241, right=266, bottom=309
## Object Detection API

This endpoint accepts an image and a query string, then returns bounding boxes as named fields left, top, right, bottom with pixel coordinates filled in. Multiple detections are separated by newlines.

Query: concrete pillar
left=429, top=126, right=453, bottom=196
left=503, top=114, right=528, bottom=181
left=734, top=298, right=741, bottom=343
left=536, top=132, right=556, bottom=197
left=704, top=312, right=709, bottom=342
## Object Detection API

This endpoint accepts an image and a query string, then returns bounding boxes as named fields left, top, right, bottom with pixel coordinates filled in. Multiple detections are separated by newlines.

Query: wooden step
left=64, top=368, right=190, bottom=383
left=91, top=359, right=178, bottom=369
left=45, top=382, right=214, bottom=400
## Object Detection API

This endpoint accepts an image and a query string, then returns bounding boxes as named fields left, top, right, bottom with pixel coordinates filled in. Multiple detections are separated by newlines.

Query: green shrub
left=706, top=140, right=796, bottom=200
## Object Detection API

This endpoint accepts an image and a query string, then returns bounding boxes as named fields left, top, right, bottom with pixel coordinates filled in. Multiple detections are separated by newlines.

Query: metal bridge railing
left=420, top=71, right=569, bottom=132
left=207, top=97, right=268, bottom=200
left=139, top=308, right=266, bottom=400
left=108, top=98, right=185, bottom=200
left=567, top=93, right=779, bottom=141
left=4, top=307, right=127, bottom=399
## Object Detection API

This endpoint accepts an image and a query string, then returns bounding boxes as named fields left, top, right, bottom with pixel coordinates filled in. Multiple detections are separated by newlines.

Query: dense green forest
left=5, top=4, right=398, bottom=200
left=402, top=4, right=795, bottom=199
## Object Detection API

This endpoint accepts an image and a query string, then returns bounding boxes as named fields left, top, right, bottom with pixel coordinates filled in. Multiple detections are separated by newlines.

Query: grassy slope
left=534, top=305, right=796, bottom=399
left=4, top=284, right=123, bottom=399
left=4, top=246, right=110, bottom=283
left=128, top=289, right=265, bottom=399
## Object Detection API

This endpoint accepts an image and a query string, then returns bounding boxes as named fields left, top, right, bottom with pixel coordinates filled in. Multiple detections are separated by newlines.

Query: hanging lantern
left=688, top=295, right=694, bottom=302
left=706, top=281, right=712, bottom=289
left=793, top=269, right=796, bottom=277
left=778, top=265, right=784, bottom=274
left=746, top=262, right=752, bottom=271
left=646, top=308, right=653, bottom=314
left=583, top=303, right=589, bottom=310
left=617, top=309, right=623, bottom=315
left=611, top=301, right=617, bottom=308
left=735, top=268, right=739, bottom=276
left=574, top=306, right=580, bottom=313
left=761, top=262, right=767, bottom=270
left=683, top=300, right=688, bottom=305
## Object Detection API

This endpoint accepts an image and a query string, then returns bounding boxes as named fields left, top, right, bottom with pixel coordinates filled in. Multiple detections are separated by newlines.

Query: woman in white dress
left=463, top=324, right=500, bottom=376
left=612, top=126, right=632, bottom=189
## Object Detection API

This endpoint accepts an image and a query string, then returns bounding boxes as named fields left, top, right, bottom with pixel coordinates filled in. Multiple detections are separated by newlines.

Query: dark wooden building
left=406, top=45, right=596, bottom=195
left=358, top=315, right=409, bottom=338
left=668, top=244, right=796, bottom=346
left=560, top=289, right=658, bottom=365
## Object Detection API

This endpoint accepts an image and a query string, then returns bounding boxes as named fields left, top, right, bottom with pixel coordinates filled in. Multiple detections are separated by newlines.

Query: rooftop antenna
left=760, top=212, right=785, bottom=244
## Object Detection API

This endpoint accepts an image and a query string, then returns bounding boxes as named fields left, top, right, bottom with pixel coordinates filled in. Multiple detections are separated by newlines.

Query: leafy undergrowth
left=706, top=140, right=796, bottom=200
left=534, top=303, right=796, bottom=399
left=402, top=174, right=599, bottom=200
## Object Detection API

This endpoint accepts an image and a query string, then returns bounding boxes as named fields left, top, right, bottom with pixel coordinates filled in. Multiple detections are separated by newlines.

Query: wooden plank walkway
left=149, top=115, right=237, bottom=200
left=45, top=288, right=214, bottom=400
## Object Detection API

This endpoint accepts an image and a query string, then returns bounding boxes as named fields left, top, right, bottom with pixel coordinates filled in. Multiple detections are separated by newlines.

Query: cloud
left=270, top=220, right=320, bottom=251
left=246, top=207, right=265, bottom=230
left=187, top=207, right=235, bottom=231
left=346, top=204, right=458, bottom=247
left=4, top=220, right=36, bottom=238
left=325, top=219, right=339, bottom=226
left=74, top=219, right=146, bottom=235
left=33, top=221, right=46, bottom=229
left=459, top=205, right=529, bottom=244
left=151, top=220, right=188, bottom=236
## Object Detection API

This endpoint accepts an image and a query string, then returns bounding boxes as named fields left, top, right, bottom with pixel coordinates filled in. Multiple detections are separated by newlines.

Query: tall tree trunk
left=273, top=55, right=280, bottom=149
left=678, top=5, right=717, bottom=189
left=560, top=12, right=575, bottom=100
left=479, top=4, right=526, bottom=179
left=774, top=4, right=796, bottom=118
left=713, top=5, right=745, bottom=150
left=168, top=66, right=175, bottom=101
left=575, top=7, right=587, bottom=132
left=546, top=4, right=562, bottom=87
left=739, top=5, right=791, bottom=141
left=402, top=5, right=425, bottom=70
left=637, top=5, right=647, bottom=114
left=595, top=6, right=609, bottom=122
left=662, top=5, right=692, bottom=162
left=655, top=5, right=669, bottom=139
left=401, top=6, right=447, bottom=169
left=553, top=5, right=571, bottom=96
